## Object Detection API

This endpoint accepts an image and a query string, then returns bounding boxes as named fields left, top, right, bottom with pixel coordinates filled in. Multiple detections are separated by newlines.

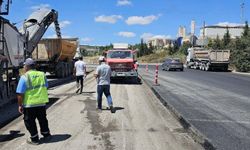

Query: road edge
left=139, top=74, right=216, bottom=150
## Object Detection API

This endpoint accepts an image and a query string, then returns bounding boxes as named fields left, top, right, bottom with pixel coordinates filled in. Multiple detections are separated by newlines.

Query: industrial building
left=178, top=26, right=186, bottom=38
left=200, top=25, right=245, bottom=39
left=147, top=38, right=174, bottom=49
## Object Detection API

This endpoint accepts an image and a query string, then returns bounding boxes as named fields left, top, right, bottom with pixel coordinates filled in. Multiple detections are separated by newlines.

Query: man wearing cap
left=94, top=56, right=115, bottom=113
left=16, top=58, right=51, bottom=145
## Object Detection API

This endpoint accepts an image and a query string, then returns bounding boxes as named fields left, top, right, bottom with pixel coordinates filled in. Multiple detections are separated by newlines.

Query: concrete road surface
left=139, top=65, right=250, bottom=150
left=0, top=73, right=202, bottom=150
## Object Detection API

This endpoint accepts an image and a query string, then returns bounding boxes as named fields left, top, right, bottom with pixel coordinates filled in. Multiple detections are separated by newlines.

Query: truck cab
left=105, top=49, right=138, bottom=79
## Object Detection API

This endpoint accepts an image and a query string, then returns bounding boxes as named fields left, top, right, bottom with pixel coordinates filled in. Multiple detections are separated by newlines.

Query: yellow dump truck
left=32, top=38, right=78, bottom=78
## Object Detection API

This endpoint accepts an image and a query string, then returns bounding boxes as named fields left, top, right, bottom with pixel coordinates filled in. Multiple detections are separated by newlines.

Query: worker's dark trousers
left=97, top=85, right=113, bottom=109
left=76, top=75, right=84, bottom=93
left=23, top=106, right=50, bottom=141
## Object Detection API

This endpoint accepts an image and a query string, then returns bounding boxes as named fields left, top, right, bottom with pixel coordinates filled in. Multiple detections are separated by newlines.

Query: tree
left=179, top=42, right=191, bottom=55
left=139, top=38, right=145, bottom=57
left=99, top=44, right=113, bottom=55
left=223, top=27, right=231, bottom=48
left=173, top=42, right=179, bottom=52
left=242, top=21, right=249, bottom=37
left=213, top=35, right=222, bottom=49
left=207, top=38, right=214, bottom=48
left=231, top=32, right=250, bottom=72
left=80, top=48, right=87, bottom=56
left=166, top=46, right=174, bottom=55
left=148, top=42, right=154, bottom=54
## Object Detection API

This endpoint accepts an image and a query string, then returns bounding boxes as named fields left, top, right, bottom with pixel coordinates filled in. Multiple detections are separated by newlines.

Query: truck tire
left=199, top=64, right=203, bottom=70
left=55, top=62, right=64, bottom=78
left=65, top=63, right=69, bottom=77
left=62, top=63, right=66, bottom=78
left=223, top=66, right=228, bottom=72
left=205, top=64, right=210, bottom=71
left=201, top=64, right=204, bottom=71
left=69, top=62, right=73, bottom=75
left=68, top=63, right=71, bottom=76
left=194, top=63, right=198, bottom=70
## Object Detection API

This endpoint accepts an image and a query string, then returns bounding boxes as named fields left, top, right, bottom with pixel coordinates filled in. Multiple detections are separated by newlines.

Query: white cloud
left=141, top=33, right=171, bottom=41
left=117, top=0, right=132, bottom=6
left=49, top=20, right=71, bottom=30
left=82, top=37, right=94, bottom=43
left=118, top=31, right=136, bottom=38
left=152, top=35, right=171, bottom=39
left=95, top=15, right=123, bottom=24
left=126, top=15, right=161, bottom=25
left=216, top=22, right=244, bottom=27
left=140, top=33, right=154, bottom=41
left=59, top=20, right=71, bottom=28
left=30, top=4, right=50, bottom=10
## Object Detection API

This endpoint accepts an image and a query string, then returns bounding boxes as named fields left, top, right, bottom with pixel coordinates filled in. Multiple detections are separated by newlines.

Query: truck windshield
left=107, top=51, right=132, bottom=59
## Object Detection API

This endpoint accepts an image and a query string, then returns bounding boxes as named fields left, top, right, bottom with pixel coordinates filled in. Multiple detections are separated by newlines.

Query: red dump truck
left=105, top=43, right=138, bottom=80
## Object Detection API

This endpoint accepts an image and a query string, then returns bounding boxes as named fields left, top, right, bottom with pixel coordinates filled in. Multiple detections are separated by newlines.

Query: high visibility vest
left=23, top=70, right=48, bottom=107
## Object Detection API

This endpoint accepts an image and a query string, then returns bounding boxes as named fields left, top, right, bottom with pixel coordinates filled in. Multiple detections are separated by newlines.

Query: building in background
left=178, top=26, right=186, bottom=38
left=200, top=25, right=244, bottom=39
left=191, top=20, right=196, bottom=35
left=177, top=21, right=196, bottom=46
left=147, top=38, right=174, bottom=49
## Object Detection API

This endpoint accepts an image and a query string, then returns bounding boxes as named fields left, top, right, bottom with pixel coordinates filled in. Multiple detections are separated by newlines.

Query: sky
left=3, top=0, right=250, bottom=46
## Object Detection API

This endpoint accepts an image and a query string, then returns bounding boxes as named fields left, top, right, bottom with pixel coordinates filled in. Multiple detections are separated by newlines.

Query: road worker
left=94, top=56, right=115, bottom=113
left=73, top=56, right=87, bottom=94
left=16, top=58, right=51, bottom=145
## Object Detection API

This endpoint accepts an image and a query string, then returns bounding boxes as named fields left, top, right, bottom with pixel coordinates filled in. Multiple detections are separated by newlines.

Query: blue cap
left=24, top=58, right=35, bottom=66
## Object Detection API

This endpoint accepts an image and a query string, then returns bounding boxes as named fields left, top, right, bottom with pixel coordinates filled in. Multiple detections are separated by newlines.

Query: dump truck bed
left=32, top=38, right=77, bottom=62
left=194, top=49, right=230, bottom=62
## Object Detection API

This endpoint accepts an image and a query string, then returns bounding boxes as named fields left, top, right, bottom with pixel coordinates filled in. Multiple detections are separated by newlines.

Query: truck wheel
left=203, top=64, right=206, bottom=71
left=205, top=64, right=210, bottom=71
left=63, top=63, right=67, bottom=78
left=194, top=64, right=198, bottom=70
left=201, top=65, right=204, bottom=71
left=223, top=66, right=228, bottom=72
left=199, top=65, right=203, bottom=70
left=65, top=63, right=69, bottom=77
left=55, top=62, right=64, bottom=78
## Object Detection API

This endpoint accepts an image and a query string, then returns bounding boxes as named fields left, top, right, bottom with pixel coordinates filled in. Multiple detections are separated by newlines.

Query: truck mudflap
left=111, top=70, right=138, bottom=77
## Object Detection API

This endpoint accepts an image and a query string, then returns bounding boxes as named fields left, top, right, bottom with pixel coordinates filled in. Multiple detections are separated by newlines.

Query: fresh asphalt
left=139, top=65, right=250, bottom=150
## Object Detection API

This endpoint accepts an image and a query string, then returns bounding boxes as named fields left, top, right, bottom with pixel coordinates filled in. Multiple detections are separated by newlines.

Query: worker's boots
left=110, top=106, right=115, bottom=113
left=40, top=134, right=52, bottom=143
left=26, top=137, right=40, bottom=145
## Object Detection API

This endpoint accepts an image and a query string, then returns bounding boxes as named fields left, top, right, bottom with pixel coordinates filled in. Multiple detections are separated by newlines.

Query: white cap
left=98, top=56, right=105, bottom=61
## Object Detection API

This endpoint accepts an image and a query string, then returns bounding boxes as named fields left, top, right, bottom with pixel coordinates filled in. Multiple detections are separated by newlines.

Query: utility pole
left=202, top=21, right=205, bottom=48
left=240, top=0, right=245, bottom=23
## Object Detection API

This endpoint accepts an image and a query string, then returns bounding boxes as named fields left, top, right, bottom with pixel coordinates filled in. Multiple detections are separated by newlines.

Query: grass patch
left=138, top=50, right=186, bottom=63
